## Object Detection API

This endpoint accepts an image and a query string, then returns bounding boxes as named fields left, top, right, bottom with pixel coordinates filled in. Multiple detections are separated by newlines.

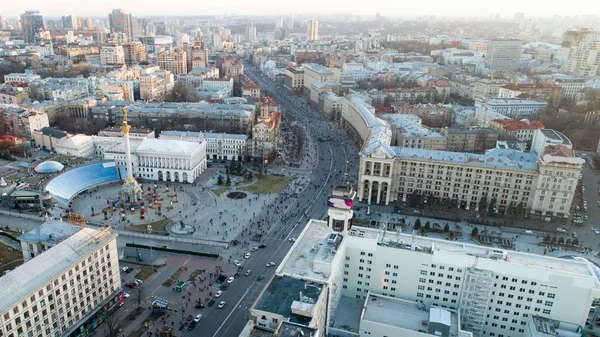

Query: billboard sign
left=327, top=196, right=353, bottom=210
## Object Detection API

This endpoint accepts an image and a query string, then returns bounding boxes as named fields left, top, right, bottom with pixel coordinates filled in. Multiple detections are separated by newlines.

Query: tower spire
left=121, top=107, right=134, bottom=183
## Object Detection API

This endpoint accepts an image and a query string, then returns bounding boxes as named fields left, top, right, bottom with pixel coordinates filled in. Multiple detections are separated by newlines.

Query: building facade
left=485, top=39, right=522, bottom=71
left=0, top=226, right=121, bottom=337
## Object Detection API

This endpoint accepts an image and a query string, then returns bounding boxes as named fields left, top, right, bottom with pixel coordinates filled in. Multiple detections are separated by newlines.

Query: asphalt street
left=178, top=64, right=359, bottom=337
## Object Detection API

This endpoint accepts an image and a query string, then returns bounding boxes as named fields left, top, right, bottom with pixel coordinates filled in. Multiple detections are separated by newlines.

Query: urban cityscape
left=0, top=3, right=599, bottom=337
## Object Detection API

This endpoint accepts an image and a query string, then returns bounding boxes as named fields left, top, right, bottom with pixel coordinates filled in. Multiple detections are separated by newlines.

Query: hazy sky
left=2, top=0, right=599, bottom=18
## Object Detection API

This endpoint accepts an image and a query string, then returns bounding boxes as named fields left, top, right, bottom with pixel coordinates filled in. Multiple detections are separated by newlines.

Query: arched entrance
left=183, top=172, right=188, bottom=182
left=174, top=172, right=180, bottom=182
left=166, top=171, right=171, bottom=181
left=158, top=171, right=163, bottom=181
left=380, top=182, right=389, bottom=204
left=370, top=181, right=379, bottom=204
left=362, top=180, right=370, bottom=201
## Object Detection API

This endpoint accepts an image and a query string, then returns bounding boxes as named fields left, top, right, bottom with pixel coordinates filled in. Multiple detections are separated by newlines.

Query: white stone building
left=486, top=98, right=547, bottom=118
left=160, top=130, right=248, bottom=161
left=100, top=45, right=125, bottom=66
left=0, top=226, right=120, bottom=337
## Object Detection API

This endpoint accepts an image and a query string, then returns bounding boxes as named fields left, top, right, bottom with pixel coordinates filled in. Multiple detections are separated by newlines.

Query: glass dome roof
left=34, top=161, right=64, bottom=174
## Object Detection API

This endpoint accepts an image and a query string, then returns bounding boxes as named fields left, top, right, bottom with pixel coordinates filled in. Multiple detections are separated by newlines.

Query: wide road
left=182, top=64, right=359, bottom=337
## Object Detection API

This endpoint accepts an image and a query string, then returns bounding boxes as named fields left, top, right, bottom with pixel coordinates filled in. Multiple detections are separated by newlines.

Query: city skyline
left=1, top=0, right=600, bottom=18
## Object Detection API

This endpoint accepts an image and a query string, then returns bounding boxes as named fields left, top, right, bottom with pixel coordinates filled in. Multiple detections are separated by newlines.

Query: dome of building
left=34, top=161, right=64, bottom=174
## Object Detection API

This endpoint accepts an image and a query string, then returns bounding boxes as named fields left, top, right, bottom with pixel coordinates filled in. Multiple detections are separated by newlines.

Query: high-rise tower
left=21, top=11, right=45, bottom=44
left=307, top=20, right=319, bottom=41
left=119, top=108, right=142, bottom=202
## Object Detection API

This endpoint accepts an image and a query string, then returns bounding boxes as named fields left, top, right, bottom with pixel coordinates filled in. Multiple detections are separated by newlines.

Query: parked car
left=215, top=290, right=223, bottom=298
left=227, top=277, right=234, bottom=284
left=187, top=321, right=197, bottom=331
left=195, top=303, right=205, bottom=309
left=218, top=301, right=226, bottom=309
left=259, top=244, right=267, bottom=248
left=244, top=252, right=251, bottom=259
left=251, top=247, right=259, bottom=252
left=244, top=270, right=252, bottom=276
left=122, top=292, right=130, bottom=298
left=194, top=314, right=202, bottom=322
left=207, top=299, right=215, bottom=307
left=288, top=238, right=296, bottom=242
left=556, top=228, right=567, bottom=233
left=266, top=262, right=275, bottom=267
left=233, top=260, right=241, bottom=267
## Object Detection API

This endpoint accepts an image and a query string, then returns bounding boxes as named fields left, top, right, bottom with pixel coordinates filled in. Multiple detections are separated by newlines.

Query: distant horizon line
left=3, top=12, right=599, bottom=19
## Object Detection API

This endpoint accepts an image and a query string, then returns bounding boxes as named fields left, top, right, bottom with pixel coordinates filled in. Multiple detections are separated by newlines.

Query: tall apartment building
left=563, top=29, right=600, bottom=76
left=61, top=15, right=77, bottom=30
left=157, top=48, right=187, bottom=75
left=283, top=66, right=305, bottom=95
left=0, top=225, right=121, bottom=337
left=20, top=11, right=45, bottom=44
left=122, top=41, right=146, bottom=66
left=108, top=8, right=133, bottom=40
left=100, top=45, right=125, bottom=66
left=485, top=39, right=522, bottom=71
left=307, top=20, right=319, bottom=41
left=139, top=70, right=174, bottom=101
left=246, top=24, right=258, bottom=42
left=247, top=186, right=599, bottom=337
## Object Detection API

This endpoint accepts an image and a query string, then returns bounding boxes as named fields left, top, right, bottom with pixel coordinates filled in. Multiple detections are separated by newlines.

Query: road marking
left=211, top=287, right=252, bottom=337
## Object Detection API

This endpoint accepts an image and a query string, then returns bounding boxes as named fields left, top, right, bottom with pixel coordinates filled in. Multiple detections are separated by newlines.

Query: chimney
left=299, top=291, right=303, bottom=301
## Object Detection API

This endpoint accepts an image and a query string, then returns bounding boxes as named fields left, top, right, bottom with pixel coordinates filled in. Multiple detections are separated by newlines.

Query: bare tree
left=133, top=284, right=146, bottom=313
left=104, top=308, right=120, bottom=337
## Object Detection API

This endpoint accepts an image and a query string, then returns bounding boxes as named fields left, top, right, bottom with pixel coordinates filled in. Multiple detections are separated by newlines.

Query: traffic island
left=162, top=266, right=188, bottom=287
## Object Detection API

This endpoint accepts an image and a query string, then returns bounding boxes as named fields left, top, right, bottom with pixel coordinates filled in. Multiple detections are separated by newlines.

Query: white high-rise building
left=307, top=20, right=319, bottom=41
left=248, top=185, right=600, bottom=337
left=0, top=225, right=121, bottom=337
left=485, top=39, right=522, bottom=71
left=246, top=24, right=257, bottom=42
left=564, top=30, right=600, bottom=76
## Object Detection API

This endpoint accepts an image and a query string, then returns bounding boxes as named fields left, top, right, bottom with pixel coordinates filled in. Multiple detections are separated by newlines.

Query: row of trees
left=542, top=235, right=579, bottom=247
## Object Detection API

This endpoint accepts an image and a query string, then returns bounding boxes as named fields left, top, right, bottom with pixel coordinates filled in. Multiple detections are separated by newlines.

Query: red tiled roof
left=492, top=119, right=545, bottom=131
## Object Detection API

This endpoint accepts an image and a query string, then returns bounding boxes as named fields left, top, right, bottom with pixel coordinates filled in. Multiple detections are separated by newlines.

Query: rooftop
left=361, top=295, right=459, bottom=337
left=488, top=98, right=548, bottom=106
left=540, top=129, right=571, bottom=146
left=382, top=114, right=445, bottom=139
left=0, top=228, right=117, bottom=313
left=254, top=276, right=323, bottom=325
left=278, top=219, right=340, bottom=282
left=277, top=322, right=317, bottom=337
left=330, top=296, right=363, bottom=333
left=530, top=315, right=583, bottom=337
left=135, top=138, right=202, bottom=155
left=492, top=119, right=545, bottom=131
left=18, top=220, right=83, bottom=245
left=304, top=63, right=332, bottom=75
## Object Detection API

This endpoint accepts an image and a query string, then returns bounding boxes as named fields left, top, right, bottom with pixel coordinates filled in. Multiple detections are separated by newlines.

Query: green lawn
left=242, top=175, right=292, bottom=194
left=127, top=219, right=171, bottom=232
left=0, top=244, right=24, bottom=275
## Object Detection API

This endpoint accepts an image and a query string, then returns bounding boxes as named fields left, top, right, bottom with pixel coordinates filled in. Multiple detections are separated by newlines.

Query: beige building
left=473, top=79, right=509, bottom=108
left=440, top=127, right=499, bottom=152
left=140, top=70, right=174, bottom=101
left=0, top=226, right=120, bottom=337
left=381, top=114, right=447, bottom=150
left=339, top=94, right=582, bottom=218
left=100, top=45, right=125, bottom=66
left=122, top=41, right=146, bottom=66
left=157, top=47, right=187, bottom=75
left=306, top=20, right=319, bottom=41
left=302, top=63, right=338, bottom=95
left=283, top=66, right=304, bottom=95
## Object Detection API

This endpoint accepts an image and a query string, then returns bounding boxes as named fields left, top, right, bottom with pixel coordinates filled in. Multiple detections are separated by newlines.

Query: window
left=543, top=309, right=551, bottom=315
left=547, top=293, right=555, bottom=299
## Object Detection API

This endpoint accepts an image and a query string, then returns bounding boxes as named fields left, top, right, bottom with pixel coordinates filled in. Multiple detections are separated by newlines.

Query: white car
left=215, top=290, right=223, bottom=298
left=194, top=314, right=202, bottom=322
left=251, top=246, right=259, bottom=252
left=288, top=238, right=296, bottom=242
left=266, top=262, right=275, bottom=267
left=233, top=260, right=241, bottom=267
left=227, top=277, right=234, bottom=284
left=556, top=228, right=567, bottom=233
left=218, top=301, right=226, bottom=309
left=525, top=230, right=533, bottom=234
left=244, top=253, right=251, bottom=259
left=122, top=292, right=130, bottom=298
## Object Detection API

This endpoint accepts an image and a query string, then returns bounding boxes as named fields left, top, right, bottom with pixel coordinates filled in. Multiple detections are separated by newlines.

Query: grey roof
left=392, top=147, right=538, bottom=171
left=0, top=228, right=117, bottom=314
left=254, top=276, right=322, bottom=326
left=40, top=127, right=67, bottom=139
left=541, top=129, right=571, bottom=145
left=18, top=220, right=82, bottom=245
